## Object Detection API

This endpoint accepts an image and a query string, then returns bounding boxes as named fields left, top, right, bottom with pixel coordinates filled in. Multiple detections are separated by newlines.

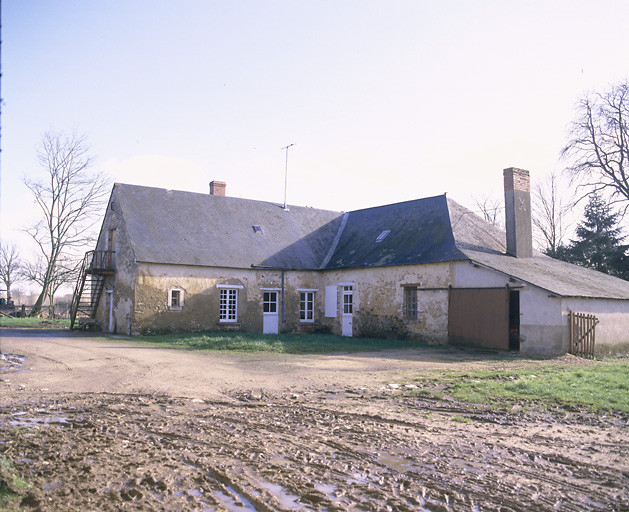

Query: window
left=342, top=285, right=353, bottom=314
left=263, top=291, right=278, bottom=313
left=168, top=288, right=184, bottom=310
left=300, top=291, right=315, bottom=322
left=404, top=287, right=418, bottom=320
left=220, top=288, right=238, bottom=322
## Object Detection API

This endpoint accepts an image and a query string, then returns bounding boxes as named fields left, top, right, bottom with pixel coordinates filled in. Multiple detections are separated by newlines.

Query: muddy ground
left=0, top=329, right=627, bottom=511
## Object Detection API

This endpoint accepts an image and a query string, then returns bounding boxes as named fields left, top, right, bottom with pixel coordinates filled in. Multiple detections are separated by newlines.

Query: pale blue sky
left=2, top=0, right=628, bottom=260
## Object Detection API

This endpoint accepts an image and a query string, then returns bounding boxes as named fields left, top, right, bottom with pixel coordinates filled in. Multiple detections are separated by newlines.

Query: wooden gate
left=568, top=311, right=599, bottom=358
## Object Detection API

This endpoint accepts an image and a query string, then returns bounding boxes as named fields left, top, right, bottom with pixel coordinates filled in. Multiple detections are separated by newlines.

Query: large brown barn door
left=449, top=288, right=509, bottom=350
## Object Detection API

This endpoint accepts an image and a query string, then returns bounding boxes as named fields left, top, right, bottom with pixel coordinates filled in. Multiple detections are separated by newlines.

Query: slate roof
left=446, top=199, right=629, bottom=300
left=111, top=183, right=629, bottom=300
left=113, top=184, right=343, bottom=270
left=462, top=249, right=629, bottom=299
left=324, top=195, right=467, bottom=269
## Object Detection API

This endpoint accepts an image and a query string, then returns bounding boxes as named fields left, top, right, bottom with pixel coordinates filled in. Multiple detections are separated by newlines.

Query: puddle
left=258, top=480, right=305, bottom=510
left=377, top=452, right=415, bottom=472
left=0, top=353, right=26, bottom=371
left=347, top=472, right=370, bottom=485
left=314, top=482, right=337, bottom=496
left=211, top=486, right=258, bottom=512
left=10, top=414, right=70, bottom=427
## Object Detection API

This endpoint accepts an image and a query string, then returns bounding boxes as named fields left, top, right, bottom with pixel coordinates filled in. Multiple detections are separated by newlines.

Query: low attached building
left=72, top=169, right=629, bottom=356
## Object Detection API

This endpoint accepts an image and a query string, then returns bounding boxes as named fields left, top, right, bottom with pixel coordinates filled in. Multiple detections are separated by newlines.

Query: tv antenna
left=281, top=143, right=295, bottom=210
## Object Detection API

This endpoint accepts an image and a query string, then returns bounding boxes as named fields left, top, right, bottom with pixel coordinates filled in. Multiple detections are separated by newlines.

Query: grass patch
left=0, top=457, right=29, bottom=509
left=0, top=317, right=70, bottom=329
left=129, top=331, right=425, bottom=354
left=413, top=364, right=629, bottom=413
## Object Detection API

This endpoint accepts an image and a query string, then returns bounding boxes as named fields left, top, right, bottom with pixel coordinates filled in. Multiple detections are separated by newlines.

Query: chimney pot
left=209, top=180, right=226, bottom=196
left=503, top=167, right=533, bottom=258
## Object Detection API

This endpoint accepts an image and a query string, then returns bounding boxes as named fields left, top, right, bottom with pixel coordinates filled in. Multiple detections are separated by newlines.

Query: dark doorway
left=508, top=290, right=520, bottom=351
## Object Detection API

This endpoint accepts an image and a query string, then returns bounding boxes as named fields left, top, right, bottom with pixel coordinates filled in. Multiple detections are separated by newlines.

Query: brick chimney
left=503, top=167, right=533, bottom=258
left=209, top=180, right=226, bottom=196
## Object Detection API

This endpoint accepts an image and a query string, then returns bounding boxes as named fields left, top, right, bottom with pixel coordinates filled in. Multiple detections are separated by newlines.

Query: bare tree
left=532, top=172, right=573, bottom=256
left=0, top=241, right=22, bottom=303
left=23, top=131, right=109, bottom=317
left=22, top=257, right=79, bottom=318
left=474, top=194, right=504, bottom=228
left=561, top=81, right=629, bottom=211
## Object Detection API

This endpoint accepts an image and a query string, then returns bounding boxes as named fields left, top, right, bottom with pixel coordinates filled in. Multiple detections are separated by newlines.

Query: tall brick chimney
left=209, top=180, right=226, bottom=196
left=503, top=167, right=533, bottom=258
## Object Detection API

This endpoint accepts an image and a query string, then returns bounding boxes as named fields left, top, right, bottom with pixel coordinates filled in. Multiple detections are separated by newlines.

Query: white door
left=341, top=286, right=353, bottom=337
left=262, top=291, right=279, bottom=334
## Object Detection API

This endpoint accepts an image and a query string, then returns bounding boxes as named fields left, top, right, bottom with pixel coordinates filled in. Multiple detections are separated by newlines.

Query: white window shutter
left=325, top=286, right=337, bottom=317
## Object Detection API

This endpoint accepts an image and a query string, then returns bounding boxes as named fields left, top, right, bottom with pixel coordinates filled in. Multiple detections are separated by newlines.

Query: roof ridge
left=320, top=212, right=349, bottom=269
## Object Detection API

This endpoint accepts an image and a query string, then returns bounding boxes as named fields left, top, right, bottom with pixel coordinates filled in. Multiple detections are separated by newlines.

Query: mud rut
left=2, top=389, right=627, bottom=512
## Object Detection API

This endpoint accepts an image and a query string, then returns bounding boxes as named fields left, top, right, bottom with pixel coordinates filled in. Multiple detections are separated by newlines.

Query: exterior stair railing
left=70, top=250, right=115, bottom=330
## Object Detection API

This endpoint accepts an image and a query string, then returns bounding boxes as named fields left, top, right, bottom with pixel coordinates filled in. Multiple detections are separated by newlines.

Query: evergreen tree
left=557, top=194, right=628, bottom=279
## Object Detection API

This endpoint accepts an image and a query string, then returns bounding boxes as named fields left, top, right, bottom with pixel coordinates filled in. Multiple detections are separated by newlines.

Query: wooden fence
left=568, top=311, right=599, bottom=358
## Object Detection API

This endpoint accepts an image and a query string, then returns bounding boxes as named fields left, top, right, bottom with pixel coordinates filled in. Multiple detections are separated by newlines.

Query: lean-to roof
left=446, top=198, right=629, bottom=300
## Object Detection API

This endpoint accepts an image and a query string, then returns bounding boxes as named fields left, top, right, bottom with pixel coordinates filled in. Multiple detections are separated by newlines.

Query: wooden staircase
left=70, top=251, right=115, bottom=330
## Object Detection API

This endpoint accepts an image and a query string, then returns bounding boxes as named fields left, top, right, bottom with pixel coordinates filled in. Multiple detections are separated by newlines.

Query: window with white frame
left=219, top=288, right=238, bottom=322
left=263, top=291, right=278, bottom=313
left=299, top=291, right=315, bottom=322
left=342, top=285, right=353, bottom=314
left=403, top=287, right=418, bottom=320
left=168, top=288, right=184, bottom=310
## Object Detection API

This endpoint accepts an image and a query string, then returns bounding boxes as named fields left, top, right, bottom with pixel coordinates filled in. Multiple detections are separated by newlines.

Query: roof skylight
left=375, top=230, right=391, bottom=243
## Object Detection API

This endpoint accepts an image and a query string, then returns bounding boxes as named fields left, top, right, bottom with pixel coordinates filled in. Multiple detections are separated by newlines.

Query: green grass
left=0, top=457, right=29, bottom=509
left=413, top=364, right=629, bottom=413
left=129, top=331, right=425, bottom=354
left=0, top=316, right=70, bottom=329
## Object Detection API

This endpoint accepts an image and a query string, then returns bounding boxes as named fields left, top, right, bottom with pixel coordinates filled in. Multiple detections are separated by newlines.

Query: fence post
left=568, top=311, right=573, bottom=355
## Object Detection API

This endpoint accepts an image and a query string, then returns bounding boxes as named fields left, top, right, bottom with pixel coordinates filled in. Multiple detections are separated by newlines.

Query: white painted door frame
left=341, top=285, right=353, bottom=337
left=262, top=289, right=280, bottom=334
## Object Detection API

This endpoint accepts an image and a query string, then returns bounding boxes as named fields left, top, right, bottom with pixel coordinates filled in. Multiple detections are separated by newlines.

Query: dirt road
left=1, top=329, right=627, bottom=511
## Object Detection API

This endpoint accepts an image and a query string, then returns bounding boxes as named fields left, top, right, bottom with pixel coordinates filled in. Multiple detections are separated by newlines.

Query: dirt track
left=1, top=329, right=627, bottom=511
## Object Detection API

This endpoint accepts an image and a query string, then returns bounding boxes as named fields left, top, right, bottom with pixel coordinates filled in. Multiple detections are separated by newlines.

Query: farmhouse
left=71, top=168, right=629, bottom=356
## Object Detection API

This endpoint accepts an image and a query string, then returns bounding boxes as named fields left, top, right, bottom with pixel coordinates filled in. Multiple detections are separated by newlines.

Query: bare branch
left=562, top=81, right=629, bottom=213
left=473, top=194, right=504, bottom=228
left=22, top=130, right=110, bottom=316
left=0, top=242, right=23, bottom=302
left=531, top=172, right=574, bottom=255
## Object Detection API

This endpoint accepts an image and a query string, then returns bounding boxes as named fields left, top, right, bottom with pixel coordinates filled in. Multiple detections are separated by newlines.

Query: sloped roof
left=446, top=199, right=629, bottom=300
left=324, top=195, right=467, bottom=269
left=113, top=184, right=344, bottom=269
left=110, top=183, right=629, bottom=300
left=461, top=248, right=629, bottom=299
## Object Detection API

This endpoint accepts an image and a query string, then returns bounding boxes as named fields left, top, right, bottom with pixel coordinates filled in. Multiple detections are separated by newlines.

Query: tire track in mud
left=0, top=392, right=627, bottom=511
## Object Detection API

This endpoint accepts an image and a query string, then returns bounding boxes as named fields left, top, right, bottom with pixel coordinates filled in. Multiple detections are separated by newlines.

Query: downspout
left=281, top=270, right=286, bottom=324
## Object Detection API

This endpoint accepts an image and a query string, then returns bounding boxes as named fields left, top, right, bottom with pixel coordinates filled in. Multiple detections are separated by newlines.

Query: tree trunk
left=29, top=289, right=46, bottom=317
